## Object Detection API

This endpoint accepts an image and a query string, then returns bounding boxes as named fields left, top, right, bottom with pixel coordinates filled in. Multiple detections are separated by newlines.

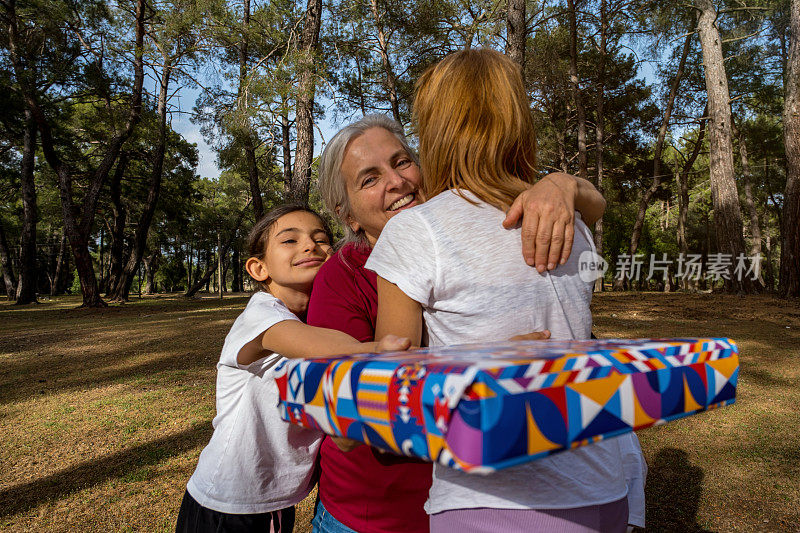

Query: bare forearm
left=546, top=172, right=606, bottom=226
left=575, top=180, right=606, bottom=226
left=263, top=321, right=377, bottom=360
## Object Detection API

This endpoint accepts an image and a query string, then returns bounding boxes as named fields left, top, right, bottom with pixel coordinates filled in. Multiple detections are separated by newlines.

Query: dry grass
left=0, top=292, right=798, bottom=532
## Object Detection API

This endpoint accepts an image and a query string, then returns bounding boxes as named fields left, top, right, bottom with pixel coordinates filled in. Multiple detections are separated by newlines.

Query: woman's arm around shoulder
left=503, top=172, right=606, bottom=272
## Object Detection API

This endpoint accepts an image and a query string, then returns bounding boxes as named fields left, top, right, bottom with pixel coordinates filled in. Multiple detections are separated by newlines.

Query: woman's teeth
left=389, top=193, right=415, bottom=211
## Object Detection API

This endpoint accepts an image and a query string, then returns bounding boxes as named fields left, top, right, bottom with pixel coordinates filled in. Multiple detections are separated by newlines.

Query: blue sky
left=165, top=84, right=342, bottom=180
left=165, top=43, right=659, bottom=181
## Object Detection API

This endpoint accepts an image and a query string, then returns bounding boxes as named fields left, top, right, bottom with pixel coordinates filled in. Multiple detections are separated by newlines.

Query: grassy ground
left=0, top=292, right=797, bottom=532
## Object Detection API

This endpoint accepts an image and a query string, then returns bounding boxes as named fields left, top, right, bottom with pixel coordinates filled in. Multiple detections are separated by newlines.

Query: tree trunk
left=765, top=233, right=776, bottom=291
left=677, top=118, right=707, bottom=289
left=244, top=138, right=262, bottom=219
left=289, top=0, right=323, bottom=204
left=567, top=0, right=587, bottom=179
left=696, top=0, right=757, bottom=293
left=16, top=109, right=38, bottom=304
left=142, top=251, right=159, bottom=294
left=676, top=125, right=704, bottom=255
left=780, top=0, right=800, bottom=297
left=11, top=0, right=146, bottom=307
left=98, top=225, right=105, bottom=292
left=204, top=251, right=211, bottom=292
left=105, top=152, right=128, bottom=295
left=187, top=241, right=193, bottom=288
left=281, top=104, right=292, bottom=192
left=354, top=50, right=368, bottom=115
left=50, top=230, right=67, bottom=296
left=218, top=232, right=224, bottom=298
left=370, top=0, right=402, bottom=124
left=109, top=51, right=170, bottom=302
left=731, top=118, right=763, bottom=259
left=558, top=128, right=568, bottom=172
left=231, top=240, right=242, bottom=292
left=629, top=30, right=692, bottom=259
left=0, top=218, right=17, bottom=299
left=593, top=0, right=606, bottom=292
left=186, top=201, right=251, bottom=298
left=238, top=0, right=264, bottom=221
left=506, top=0, right=526, bottom=75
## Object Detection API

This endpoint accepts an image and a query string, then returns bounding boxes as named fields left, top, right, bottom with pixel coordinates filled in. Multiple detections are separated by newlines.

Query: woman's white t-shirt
left=365, top=189, right=628, bottom=514
left=186, top=291, right=323, bottom=514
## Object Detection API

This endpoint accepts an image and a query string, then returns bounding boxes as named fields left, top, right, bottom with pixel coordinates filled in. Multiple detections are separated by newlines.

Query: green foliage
left=1, top=0, right=794, bottom=295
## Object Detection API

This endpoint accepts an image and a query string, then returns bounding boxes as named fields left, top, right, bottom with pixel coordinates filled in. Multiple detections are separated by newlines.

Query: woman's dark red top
left=307, top=242, right=432, bottom=533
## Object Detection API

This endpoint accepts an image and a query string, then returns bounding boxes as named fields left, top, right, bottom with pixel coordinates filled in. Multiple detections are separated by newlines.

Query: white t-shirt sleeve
left=365, top=209, right=438, bottom=306
left=218, top=292, right=300, bottom=370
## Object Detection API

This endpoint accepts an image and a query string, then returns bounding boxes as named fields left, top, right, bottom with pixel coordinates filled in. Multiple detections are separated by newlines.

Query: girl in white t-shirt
left=176, top=204, right=409, bottom=533
left=366, top=49, right=632, bottom=532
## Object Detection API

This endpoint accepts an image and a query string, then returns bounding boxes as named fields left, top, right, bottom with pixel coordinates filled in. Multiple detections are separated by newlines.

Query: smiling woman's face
left=340, top=127, right=422, bottom=246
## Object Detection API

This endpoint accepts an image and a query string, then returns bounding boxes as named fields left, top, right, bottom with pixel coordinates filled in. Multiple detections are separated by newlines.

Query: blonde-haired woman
left=366, top=48, right=630, bottom=532
left=308, top=111, right=611, bottom=530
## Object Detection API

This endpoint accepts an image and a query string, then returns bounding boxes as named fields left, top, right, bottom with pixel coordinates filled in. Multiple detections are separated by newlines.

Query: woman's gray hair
left=318, top=114, right=417, bottom=245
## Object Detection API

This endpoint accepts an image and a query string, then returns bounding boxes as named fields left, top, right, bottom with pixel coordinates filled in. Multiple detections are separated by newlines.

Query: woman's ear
left=245, top=257, right=269, bottom=283
left=345, top=215, right=361, bottom=234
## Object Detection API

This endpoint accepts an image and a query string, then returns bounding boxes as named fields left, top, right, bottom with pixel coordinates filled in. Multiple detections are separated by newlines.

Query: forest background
left=0, top=0, right=798, bottom=305
left=2, top=1, right=800, bottom=531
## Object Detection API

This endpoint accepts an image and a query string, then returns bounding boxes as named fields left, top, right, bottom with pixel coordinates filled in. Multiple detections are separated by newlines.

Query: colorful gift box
left=275, top=338, right=739, bottom=473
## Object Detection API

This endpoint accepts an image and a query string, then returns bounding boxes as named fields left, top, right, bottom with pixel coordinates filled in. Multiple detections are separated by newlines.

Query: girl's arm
left=374, top=276, right=424, bottom=346
left=503, top=172, right=606, bottom=273
left=238, top=320, right=409, bottom=366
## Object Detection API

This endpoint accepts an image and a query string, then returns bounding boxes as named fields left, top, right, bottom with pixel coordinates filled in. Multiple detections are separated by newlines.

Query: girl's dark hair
left=247, top=204, right=333, bottom=259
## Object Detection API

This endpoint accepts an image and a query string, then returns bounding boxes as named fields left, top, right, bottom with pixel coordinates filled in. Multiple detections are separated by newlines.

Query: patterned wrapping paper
left=275, top=338, right=739, bottom=473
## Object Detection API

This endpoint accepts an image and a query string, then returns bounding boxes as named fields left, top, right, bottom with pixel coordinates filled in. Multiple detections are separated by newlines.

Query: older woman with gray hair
left=305, top=114, right=613, bottom=533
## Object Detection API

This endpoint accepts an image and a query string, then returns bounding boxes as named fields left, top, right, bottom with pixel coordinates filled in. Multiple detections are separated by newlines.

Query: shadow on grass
left=645, top=448, right=711, bottom=533
left=742, top=366, right=795, bottom=388
left=0, top=338, right=218, bottom=406
left=0, top=420, right=212, bottom=519
left=0, top=299, right=246, bottom=405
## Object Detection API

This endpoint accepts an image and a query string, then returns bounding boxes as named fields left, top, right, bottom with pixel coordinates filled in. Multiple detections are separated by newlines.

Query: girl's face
left=247, top=211, right=333, bottom=293
left=340, top=127, right=422, bottom=245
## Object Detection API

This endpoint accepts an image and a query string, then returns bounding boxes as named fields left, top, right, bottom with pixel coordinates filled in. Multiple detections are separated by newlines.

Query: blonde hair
left=413, top=48, right=536, bottom=210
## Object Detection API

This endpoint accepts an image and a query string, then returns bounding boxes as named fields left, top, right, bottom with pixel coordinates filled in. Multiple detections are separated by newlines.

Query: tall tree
left=105, top=151, right=128, bottom=295
left=695, top=0, right=755, bottom=292
left=627, top=29, right=692, bottom=260
left=370, top=0, right=402, bottom=123
left=593, top=0, right=607, bottom=291
left=47, top=230, right=67, bottom=296
left=506, top=0, right=526, bottom=72
left=185, top=199, right=251, bottom=297
left=237, top=0, right=264, bottom=220
left=289, top=0, right=322, bottom=204
left=780, top=0, right=800, bottom=297
left=109, top=0, right=200, bottom=301
left=7, top=0, right=147, bottom=306
left=567, top=0, right=588, bottom=179
left=15, top=108, right=37, bottom=303
left=109, top=47, right=172, bottom=301
left=0, top=217, right=16, bottom=299
left=675, top=119, right=708, bottom=261
left=4, top=0, right=39, bottom=304
left=328, top=0, right=449, bottom=125
left=732, top=117, right=763, bottom=260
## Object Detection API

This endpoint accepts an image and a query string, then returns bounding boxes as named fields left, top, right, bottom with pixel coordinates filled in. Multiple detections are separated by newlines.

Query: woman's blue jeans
left=311, top=501, right=358, bottom=533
